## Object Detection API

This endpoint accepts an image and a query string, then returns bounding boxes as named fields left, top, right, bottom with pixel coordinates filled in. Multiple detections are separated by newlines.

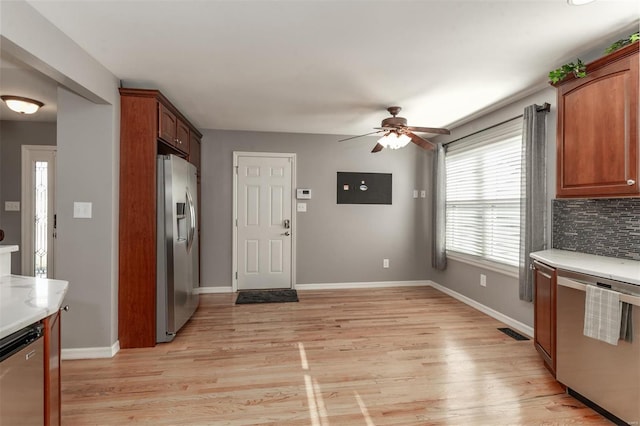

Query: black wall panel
left=337, top=172, right=392, bottom=205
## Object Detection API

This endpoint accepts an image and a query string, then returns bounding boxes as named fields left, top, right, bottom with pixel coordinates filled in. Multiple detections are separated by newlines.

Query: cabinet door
left=176, top=119, right=190, bottom=155
left=556, top=51, right=638, bottom=197
left=44, top=311, right=61, bottom=426
left=158, top=103, right=177, bottom=145
left=188, top=133, right=201, bottom=171
left=533, top=261, right=556, bottom=375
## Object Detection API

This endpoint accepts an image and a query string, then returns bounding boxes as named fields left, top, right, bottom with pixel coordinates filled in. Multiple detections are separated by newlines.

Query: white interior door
left=236, top=154, right=293, bottom=290
left=21, top=146, right=56, bottom=278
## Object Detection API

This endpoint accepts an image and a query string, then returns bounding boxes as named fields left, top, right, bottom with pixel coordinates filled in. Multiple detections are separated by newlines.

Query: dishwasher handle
left=0, top=324, right=44, bottom=362
left=557, top=276, right=640, bottom=307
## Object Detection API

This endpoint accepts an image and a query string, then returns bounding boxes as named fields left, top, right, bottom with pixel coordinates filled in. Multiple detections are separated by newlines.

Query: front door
left=235, top=153, right=293, bottom=290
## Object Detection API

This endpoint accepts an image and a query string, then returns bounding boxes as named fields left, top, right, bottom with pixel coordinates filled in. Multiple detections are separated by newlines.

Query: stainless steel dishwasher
left=0, top=323, right=45, bottom=425
left=556, top=270, right=640, bottom=425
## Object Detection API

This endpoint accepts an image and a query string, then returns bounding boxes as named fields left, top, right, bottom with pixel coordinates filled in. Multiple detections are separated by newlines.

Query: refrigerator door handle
left=186, top=189, right=196, bottom=253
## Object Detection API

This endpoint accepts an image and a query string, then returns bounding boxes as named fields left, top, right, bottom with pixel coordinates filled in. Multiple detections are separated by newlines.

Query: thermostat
left=296, top=188, right=312, bottom=199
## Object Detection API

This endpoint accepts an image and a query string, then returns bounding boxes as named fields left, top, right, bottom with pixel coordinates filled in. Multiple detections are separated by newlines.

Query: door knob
left=282, top=232, right=290, bottom=236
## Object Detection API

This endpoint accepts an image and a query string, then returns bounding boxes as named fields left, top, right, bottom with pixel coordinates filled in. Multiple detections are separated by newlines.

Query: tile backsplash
left=553, top=198, right=640, bottom=261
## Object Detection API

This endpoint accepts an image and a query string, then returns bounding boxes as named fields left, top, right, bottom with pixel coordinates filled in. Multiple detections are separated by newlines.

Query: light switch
left=73, top=202, right=92, bottom=219
left=413, top=190, right=418, bottom=199
left=4, top=201, right=20, bottom=211
left=297, top=202, right=307, bottom=212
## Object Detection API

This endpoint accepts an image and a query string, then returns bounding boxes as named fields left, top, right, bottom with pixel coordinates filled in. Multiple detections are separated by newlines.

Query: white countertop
left=0, top=275, right=69, bottom=340
left=531, top=249, right=640, bottom=286
left=0, top=245, right=19, bottom=255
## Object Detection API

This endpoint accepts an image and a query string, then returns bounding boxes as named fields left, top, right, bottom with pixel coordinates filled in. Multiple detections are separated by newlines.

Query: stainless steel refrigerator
left=157, top=154, right=199, bottom=343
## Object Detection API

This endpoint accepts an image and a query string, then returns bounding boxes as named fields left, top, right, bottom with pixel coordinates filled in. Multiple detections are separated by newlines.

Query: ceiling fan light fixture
left=1, top=95, right=44, bottom=114
left=378, top=131, right=411, bottom=150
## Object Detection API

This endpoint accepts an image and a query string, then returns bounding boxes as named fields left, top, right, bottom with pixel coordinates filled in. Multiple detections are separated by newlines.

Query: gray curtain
left=519, top=104, right=548, bottom=302
left=432, top=143, right=447, bottom=270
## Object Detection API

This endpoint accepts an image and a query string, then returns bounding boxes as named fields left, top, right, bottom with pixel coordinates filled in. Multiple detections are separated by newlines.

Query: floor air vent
left=498, top=327, right=529, bottom=341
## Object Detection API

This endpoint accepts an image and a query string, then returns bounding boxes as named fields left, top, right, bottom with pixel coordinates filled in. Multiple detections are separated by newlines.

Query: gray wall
left=55, top=87, right=120, bottom=349
left=0, top=121, right=57, bottom=272
left=427, top=86, right=558, bottom=327
left=2, top=1, right=121, bottom=351
left=200, top=130, right=431, bottom=288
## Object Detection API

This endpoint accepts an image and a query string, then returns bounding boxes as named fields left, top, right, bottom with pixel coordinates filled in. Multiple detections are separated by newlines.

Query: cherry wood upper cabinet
left=159, top=103, right=177, bottom=146
left=159, top=103, right=189, bottom=155
left=176, top=119, right=190, bottom=154
left=554, top=43, right=639, bottom=198
left=188, top=132, right=201, bottom=171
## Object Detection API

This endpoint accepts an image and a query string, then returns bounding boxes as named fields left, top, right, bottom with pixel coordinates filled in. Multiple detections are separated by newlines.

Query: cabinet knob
left=62, top=305, right=70, bottom=312
left=627, top=179, right=636, bottom=186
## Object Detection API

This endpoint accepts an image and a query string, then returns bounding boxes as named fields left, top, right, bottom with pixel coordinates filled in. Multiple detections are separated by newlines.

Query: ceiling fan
left=340, top=106, right=450, bottom=153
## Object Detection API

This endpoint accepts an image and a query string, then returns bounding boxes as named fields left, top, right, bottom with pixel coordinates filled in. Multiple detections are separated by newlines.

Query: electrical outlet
left=383, top=258, right=390, bottom=268
left=480, top=274, right=487, bottom=287
left=420, top=190, right=426, bottom=198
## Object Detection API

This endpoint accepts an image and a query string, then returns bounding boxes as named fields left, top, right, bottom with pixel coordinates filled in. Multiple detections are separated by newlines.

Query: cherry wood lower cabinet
left=43, top=311, right=61, bottom=426
left=533, top=261, right=557, bottom=376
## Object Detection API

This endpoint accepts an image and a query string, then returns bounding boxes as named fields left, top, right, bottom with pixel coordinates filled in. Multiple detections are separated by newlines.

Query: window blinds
left=445, top=119, right=523, bottom=267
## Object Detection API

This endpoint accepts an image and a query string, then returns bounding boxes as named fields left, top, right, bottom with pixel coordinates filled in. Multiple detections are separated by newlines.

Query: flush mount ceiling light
left=567, top=0, right=596, bottom=5
left=377, top=130, right=412, bottom=150
left=1, top=95, right=44, bottom=114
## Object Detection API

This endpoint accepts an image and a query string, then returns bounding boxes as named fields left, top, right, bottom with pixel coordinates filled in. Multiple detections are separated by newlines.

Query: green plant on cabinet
left=548, top=31, right=639, bottom=84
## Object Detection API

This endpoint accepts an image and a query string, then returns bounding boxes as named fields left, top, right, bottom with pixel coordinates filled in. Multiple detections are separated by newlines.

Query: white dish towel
left=583, top=285, right=622, bottom=346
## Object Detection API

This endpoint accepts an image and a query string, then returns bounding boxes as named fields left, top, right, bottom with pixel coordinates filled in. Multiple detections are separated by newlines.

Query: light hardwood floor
left=62, top=287, right=608, bottom=425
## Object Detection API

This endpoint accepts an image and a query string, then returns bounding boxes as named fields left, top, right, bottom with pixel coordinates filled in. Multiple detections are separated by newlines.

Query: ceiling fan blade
left=408, top=132, right=436, bottom=151
left=371, top=143, right=384, bottom=153
left=338, top=130, right=384, bottom=142
left=406, top=126, right=450, bottom=135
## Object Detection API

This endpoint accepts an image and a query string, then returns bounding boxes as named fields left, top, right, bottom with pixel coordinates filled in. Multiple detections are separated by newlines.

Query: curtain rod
left=443, top=102, right=551, bottom=146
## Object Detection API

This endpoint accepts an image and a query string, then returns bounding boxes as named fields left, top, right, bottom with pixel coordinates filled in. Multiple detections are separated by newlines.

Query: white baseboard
left=295, top=280, right=430, bottom=291
left=428, top=280, right=534, bottom=338
left=62, top=340, right=120, bottom=360
left=196, top=286, right=233, bottom=294
left=197, top=281, right=430, bottom=292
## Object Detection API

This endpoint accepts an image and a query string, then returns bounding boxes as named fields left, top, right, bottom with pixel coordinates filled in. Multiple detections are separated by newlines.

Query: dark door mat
left=498, top=327, right=530, bottom=341
left=235, top=289, right=298, bottom=304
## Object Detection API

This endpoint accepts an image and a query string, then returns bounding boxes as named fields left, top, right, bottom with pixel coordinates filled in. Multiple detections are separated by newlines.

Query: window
left=445, top=119, right=523, bottom=267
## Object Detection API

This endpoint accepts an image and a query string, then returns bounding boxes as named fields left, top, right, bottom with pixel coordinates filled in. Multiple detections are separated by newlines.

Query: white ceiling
left=8, top=1, right=640, bottom=134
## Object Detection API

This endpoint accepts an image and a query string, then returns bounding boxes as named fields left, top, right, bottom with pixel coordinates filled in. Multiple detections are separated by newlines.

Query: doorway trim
left=21, top=145, right=57, bottom=277
left=232, top=151, right=296, bottom=292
